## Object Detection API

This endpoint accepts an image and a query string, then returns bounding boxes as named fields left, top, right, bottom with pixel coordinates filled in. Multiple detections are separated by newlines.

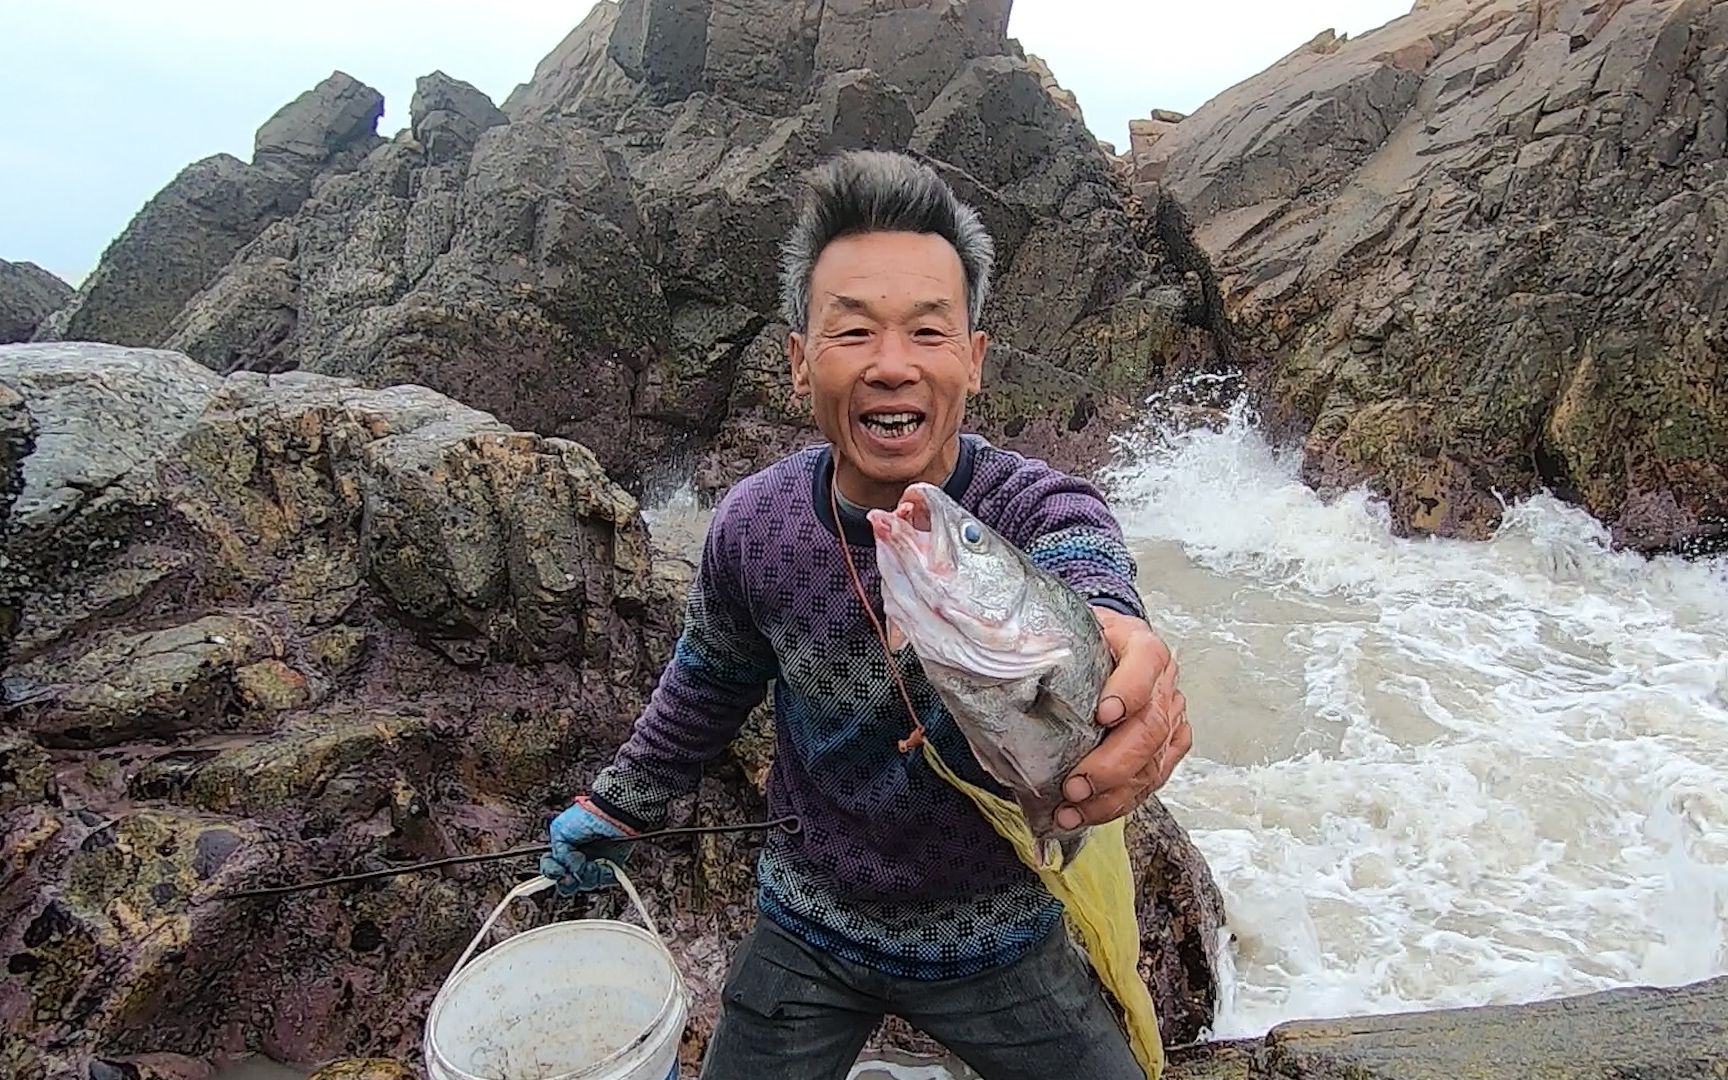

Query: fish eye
left=960, top=521, right=984, bottom=547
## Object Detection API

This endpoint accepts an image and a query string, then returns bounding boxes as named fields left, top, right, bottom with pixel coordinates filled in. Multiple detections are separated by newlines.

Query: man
left=543, top=149, right=1191, bottom=1080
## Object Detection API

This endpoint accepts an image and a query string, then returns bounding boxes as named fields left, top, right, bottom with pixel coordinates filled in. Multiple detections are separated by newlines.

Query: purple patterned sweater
left=591, top=434, right=1145, bottom=980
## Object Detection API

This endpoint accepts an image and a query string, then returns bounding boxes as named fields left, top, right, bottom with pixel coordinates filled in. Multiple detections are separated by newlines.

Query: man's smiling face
left=789, top=229, right=988, bottom=510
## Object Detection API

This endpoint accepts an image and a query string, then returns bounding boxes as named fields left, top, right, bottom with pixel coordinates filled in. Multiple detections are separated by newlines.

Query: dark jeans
left=698, top=916, right=1146, bottom=1080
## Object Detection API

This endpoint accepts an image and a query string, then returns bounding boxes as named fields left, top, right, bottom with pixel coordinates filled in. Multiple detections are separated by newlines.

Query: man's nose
left=866, top=330, right=922, bottom=387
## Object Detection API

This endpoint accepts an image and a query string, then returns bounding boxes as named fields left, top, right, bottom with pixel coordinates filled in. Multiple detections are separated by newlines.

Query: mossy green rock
left=10, top=614, right=264, bottom=748
left=0, top=730, right=54, bottom=811
left=0, top=343, right=686, bottom=1076
left=308, top=1061, right=414, bottom=1080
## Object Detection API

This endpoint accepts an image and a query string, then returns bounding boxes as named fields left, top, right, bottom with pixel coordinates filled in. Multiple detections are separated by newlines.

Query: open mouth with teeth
left=858, top=410, right=927, bottom=442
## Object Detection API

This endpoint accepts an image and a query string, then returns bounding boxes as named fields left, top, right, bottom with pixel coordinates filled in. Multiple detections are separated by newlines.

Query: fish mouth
left=869, top=485, right=1068, bottom=680
left=871, top=485, right=992, bottom=623
left=871, top=485, right=956, bottom=577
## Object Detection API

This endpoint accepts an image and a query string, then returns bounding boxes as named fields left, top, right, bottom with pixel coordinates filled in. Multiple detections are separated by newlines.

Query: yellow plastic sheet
left=921, top=741, right=1165, bottom=1080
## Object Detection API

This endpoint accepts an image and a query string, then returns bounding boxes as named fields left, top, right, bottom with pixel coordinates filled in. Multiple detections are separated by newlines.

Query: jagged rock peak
left=502, top=1, right=634, bottom=120
left=253, top=70, right=385, bottom=172
left=29, top=71, right=388, bottom=351
left=594, top=0, right=1014, bottom=113
left=1024, top=52, right=1085, bottom=122
left=410, top=71, right=508, bottom=163
left=46, top=0, right=1232, bottom=524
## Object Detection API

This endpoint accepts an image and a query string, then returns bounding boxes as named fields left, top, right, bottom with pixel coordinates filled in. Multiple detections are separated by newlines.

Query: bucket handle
left=596, top=858, right=663, bottom=941
left=447, top=862, right=665, bottom=978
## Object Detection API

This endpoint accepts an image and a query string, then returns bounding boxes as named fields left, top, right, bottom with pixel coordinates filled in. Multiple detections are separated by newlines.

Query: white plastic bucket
left=424, top=863, right=688, bottom=1080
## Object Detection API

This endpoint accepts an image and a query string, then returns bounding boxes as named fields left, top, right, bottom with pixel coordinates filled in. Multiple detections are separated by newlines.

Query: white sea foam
left=1102, top=401, right=1728, bottom=1038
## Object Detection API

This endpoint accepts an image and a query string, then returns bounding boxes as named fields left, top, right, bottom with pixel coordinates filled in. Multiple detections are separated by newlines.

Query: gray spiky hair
left=778, top=149, right=995, bottom=334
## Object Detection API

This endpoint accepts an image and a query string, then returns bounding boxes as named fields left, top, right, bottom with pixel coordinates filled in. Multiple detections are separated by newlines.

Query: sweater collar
left=812, top=435, right=978, bottom=547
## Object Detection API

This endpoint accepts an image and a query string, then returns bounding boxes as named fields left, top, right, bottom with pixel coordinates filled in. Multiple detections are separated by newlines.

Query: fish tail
left=1038, top=836, right=1064, bottom=871
left=1060, top=831, right=1088, bottom=866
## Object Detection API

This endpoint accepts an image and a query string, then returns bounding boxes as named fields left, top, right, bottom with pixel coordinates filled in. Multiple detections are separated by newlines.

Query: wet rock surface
left=1164, top=975, right=1728, bottom=1079
left=0, top=342, right=678, bottom=1077
left=64, top=0, right=1225, bottom=500
left=0, top=343, right=1225, bottom=1078
left=1136, top=0, right=1727, bottom=553
left=1130, top=793, right=1227, bottom=1048
left=0, top=380, right=35, bottom=670
left=306, top=1060, right=413, bottom=1080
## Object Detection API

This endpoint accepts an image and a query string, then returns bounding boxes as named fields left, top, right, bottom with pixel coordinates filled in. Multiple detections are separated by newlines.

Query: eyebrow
left=826, top=295, right=954, bottom=318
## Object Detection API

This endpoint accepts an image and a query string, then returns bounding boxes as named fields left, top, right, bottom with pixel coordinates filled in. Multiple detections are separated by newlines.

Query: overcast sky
left=2, top=0, right=1412, bottom=286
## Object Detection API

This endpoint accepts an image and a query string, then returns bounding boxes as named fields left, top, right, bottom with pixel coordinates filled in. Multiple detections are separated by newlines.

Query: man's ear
left=967, top=330, right=988, bottom=396
left=789, top=330, right=810, bottom=398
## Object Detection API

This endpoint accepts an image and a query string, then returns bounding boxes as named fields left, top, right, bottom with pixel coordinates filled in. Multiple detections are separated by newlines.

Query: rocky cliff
left=31, top=73, right=384, bottom=351
left=0, top=343, right=1225, bottom=1079
left=1133, top=0, right=1727, bottom=554
left=0, top=261, right=72, bottom=345
left=35, top=0, right=1226, bottom=502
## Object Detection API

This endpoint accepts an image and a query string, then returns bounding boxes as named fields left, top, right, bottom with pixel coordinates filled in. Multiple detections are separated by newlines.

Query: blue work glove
left=540, top=796, right=637, bottom=896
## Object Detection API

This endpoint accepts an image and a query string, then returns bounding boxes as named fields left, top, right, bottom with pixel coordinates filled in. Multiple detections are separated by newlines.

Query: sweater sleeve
left=590, top=487, right=778, bottom=831
left=988, top=458, right=1147, bottom=622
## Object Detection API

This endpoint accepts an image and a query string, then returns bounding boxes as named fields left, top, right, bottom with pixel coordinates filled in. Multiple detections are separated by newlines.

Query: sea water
left=1099, top=402, right=1728, bottom=1038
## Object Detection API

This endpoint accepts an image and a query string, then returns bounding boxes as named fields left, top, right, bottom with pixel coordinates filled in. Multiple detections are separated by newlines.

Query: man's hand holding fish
left=1059, top=605, right=1192, bottom=830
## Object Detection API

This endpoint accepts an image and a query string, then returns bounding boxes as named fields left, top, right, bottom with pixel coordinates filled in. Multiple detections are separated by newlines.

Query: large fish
left=869, top=482, right=1113, bottom=869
